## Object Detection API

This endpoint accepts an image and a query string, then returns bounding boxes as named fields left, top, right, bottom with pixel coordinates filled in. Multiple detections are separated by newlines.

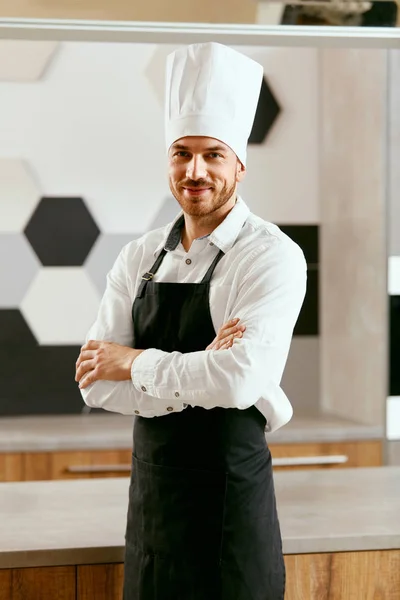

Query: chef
left=75, top=42, right=307, bottom=600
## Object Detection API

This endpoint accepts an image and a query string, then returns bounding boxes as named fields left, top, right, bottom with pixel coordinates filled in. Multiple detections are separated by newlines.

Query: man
left=76, top=42, right=306, bottom=600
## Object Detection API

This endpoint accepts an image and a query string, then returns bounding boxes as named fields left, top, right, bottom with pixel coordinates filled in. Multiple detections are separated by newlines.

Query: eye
left=208, top=152, right=223, bottom=159
left=174, top=151, right=190, bottom=158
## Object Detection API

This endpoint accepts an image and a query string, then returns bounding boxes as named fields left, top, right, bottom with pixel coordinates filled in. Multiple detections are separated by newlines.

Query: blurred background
left=0, top=0, right=399, bottom=473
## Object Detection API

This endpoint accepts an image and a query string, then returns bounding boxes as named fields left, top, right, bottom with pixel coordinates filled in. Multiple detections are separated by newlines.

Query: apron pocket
left=126, top=454, right=227, bottom=564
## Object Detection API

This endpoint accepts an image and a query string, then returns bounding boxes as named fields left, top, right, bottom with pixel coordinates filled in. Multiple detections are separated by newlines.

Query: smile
left=183, top=187, right=212, bottom=195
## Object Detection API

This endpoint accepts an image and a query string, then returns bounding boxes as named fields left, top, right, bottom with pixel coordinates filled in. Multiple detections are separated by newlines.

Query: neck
left=181, top=196, right=236, bottom=252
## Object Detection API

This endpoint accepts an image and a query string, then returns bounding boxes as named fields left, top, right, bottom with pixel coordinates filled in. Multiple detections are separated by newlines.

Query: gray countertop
left=0, top=466, right=398, bottom=569
left=0, top=411, right=383, bottom=453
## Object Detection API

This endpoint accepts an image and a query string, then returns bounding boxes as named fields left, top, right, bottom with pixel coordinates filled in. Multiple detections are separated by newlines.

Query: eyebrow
left=171, top=143, right=227, bottom=153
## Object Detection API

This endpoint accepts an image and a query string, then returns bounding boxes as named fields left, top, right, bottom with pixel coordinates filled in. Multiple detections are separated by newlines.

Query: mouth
left=182, top=187, right=213, bottom=197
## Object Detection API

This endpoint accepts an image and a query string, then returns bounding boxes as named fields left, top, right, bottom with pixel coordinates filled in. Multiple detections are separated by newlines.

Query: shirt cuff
left=131, top=348, right=166, bottom=396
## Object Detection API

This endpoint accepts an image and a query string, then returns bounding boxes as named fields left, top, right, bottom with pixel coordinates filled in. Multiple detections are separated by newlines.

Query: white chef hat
left=165, top=42, right=263, bottom=167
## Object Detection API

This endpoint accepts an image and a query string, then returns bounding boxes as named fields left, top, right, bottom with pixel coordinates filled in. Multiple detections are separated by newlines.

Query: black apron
left=123, top=245, right=286, bottom=600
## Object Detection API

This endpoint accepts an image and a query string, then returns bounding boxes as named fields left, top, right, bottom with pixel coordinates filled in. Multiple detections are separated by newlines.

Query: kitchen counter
left=0, top=466, right=398, bottom=569
left=0, top=411, right=383, bottom=453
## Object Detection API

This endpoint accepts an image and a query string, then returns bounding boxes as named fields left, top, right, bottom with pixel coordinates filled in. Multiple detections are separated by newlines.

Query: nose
left=186, top=155, right=207, bottom=181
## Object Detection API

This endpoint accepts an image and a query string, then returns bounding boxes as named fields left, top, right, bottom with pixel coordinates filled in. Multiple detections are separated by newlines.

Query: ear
left=236, top=160, right=246, bottom=183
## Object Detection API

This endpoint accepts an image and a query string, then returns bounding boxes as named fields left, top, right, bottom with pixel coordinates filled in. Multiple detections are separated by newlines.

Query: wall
left=319, top=49, right=387, bottom=428
left=0, top=42, right=320, bottom=415
left=0, top=0, right=257, bottom=22
left=387, top=50, right=400, bottom=461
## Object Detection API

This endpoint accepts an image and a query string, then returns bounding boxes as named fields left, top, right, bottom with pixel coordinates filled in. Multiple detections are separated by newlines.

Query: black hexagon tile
left=24, top=197, right=100, bottom=266
left=0, top=344, right=85, bottom=416
left=390, top=295, right=400, bottom=396
left=293, top=268, right=319, bottom=337
left=0, top=309, right=38, bottom=345
left=249, top=76, right=281, bottom=145
left=278, top=225, right=319, bottom=265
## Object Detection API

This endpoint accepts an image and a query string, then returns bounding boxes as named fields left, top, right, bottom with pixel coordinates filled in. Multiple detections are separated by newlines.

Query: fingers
left=78, top=371, right=95, bottom=389
left=75, top=358, right=96, bottom=383
left=218, top=320, right=246, bottom=340
left=82, top=340, right=101, bottom=351
left=76, top=350, right=95, bottom=367
left=206, top=320, right=246, bottom=351
left=215, top=332, right=241, bottom=350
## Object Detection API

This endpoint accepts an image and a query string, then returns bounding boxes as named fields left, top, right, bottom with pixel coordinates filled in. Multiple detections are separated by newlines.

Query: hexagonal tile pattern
left=0, top=343, right=85, bottom=416
left=0, top=159, right=41, bottom=232
left=21, top=268, right=101, bottom=345
left=0, top=309, right=37, bottom=345
left=144, top=45, right=182, bottom=107
left=24, top=197, right=100, bottom=266
left=248, top=76, right=281, bottom=144
left=85, top=233, right=142, bottom=295
left=390, top=295, right=400, bottom=396
left=148, top=196, right=180, bottom=230
left=0, top=234, right=41, bottom=308
left=0, top=41, right=58, bottom=81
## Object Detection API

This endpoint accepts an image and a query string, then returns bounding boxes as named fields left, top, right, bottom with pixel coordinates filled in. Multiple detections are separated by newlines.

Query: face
left=168, top=136, right=246, bottom=218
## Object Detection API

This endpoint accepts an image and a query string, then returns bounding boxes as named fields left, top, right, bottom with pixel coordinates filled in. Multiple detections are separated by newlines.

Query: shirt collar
left=153, top=196, right=250, bottom=256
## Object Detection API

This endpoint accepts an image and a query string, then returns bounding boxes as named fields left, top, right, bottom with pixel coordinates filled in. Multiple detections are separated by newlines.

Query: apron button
left=185, top=258, right=192, bottom=265
left=141, top=385, right=147, bottom=392
left=166, top=406, right=173, bottom=412
left=174, top=392, right=180, bottom=397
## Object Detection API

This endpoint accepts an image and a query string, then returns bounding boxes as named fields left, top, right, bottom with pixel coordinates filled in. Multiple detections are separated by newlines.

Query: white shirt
left=81, top=197, right=307, bottom=433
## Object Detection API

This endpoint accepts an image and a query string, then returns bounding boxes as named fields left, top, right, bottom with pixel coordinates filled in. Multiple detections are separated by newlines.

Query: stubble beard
left=169, top=179, right=237, bottom=218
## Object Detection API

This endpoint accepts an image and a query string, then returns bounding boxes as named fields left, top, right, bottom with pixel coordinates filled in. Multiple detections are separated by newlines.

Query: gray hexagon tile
left=144, top=45, right=182, bottom=107
left=148, top=196, right=180, bottom=230
left=85, top=233, right=142, bottom=295
left=0, top=234, right=41, bottom=308
left=0, top=41, right=59, bottom=81
left=21, top=268, right=100, bottom=345
left=0, top=159, right=41, bottom=232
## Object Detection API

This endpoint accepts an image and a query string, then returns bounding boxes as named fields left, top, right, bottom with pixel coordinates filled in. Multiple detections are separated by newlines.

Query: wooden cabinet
left=1, top=551, right=399, bottom=599
left=0, top=449, right=132, bottom=482
left=0, top=440, right=383, bottom=482
left=269, top=440, right=382, bottom=470
left=0, top=454, right=23, bottom=482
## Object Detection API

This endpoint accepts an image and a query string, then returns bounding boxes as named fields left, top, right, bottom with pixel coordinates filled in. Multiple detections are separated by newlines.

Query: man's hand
left=75, top=340, right=144, bottom=389
left=206, top=318, right=246, bottom=351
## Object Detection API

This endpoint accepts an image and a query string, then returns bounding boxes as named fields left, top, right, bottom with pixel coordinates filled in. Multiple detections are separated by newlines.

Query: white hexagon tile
left=21, top=268, right=101, bottom=345
left=0, top=234, right=41, bottom=307
left=85, top=233, right=142, bottom=295
left=0, top=41, right=59, bottom=81
left=0, top=159, right=41, bottom=232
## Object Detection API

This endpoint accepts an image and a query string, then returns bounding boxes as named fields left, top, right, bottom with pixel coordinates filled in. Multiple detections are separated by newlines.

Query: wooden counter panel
left=1, top=551, right=399, bottom=598
left=77, top=564, right=124, bottom=600
left=285, top=550, right=400, bottom=599
left=0, top=455, right=22, bottom=482
left=6, top=566, right=76, bottom=600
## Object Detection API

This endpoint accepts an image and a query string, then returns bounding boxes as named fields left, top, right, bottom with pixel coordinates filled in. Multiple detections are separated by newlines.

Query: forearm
left=81, top=377, right=186, bottom=416
left=131, top=337, right=288, bottom=411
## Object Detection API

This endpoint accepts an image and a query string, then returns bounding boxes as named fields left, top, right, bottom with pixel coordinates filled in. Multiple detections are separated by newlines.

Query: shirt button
left=209, top=242, right=214, bottom=247
left=185, top=258, right=192, bottom=265
left=175, top=392, right=180, bottom=398
left=167, top=406, right=173, bottom=412
left=141, top=385, right=147, bottom=392
left=134, top=410, right=140, bottom=415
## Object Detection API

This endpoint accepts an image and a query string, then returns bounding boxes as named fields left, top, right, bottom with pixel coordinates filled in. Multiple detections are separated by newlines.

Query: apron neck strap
left=137, top=247, right=167, bottom=297
left=137, top=246, right=225, bottom=298
left=200, top=249, right=225, bottom=284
